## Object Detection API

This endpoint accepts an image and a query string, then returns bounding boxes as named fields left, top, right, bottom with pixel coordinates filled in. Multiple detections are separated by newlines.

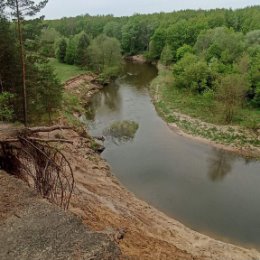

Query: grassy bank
left=150, top=64, right=260, bottom=155
left=49, top=58, right=85, bottom=83
left=47, top=58, right=89, bottom=125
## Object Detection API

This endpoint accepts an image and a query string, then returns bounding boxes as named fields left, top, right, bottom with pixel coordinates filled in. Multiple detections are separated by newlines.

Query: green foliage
left=166, top=19, right=207, bottom=60
left=160, top=45, right=173, bottom=66
left=40, top=27, right=60, bottom=57
left=249, top=49, right=260, bottom=106
left=121, top=16, right=157, bottom=55
left=173, top=53, right=212, bottom=93
left=176, top=44, right=194, bottom=61
left=0, top=92, right=14, bottom=121
left=151, top=66, right=260, bottom=147
left=103, top=21, right=122, bottom=40
left=65, top=38, right=76, bottom=65
left=2, top=4, right=259, bottom=126
left=88, top=34, right=122, bottom=78
left=0, top=17, right=21, bottom=94
left=56, top=38, right=67, bottom=63
left=40, top=27, right=61, bottom=43
left=216, top=74, right=249, bottom=123
left=246, top=30, right=260, bottom=46
left=34, top=62, right=63, bottom=120
left=148, top=27, right=166, bottom=60
left=252, top=85, right=260, bottom=108
left=74, top=32, right=90, bottom=66
left=195, top=27, right=245, bottom=64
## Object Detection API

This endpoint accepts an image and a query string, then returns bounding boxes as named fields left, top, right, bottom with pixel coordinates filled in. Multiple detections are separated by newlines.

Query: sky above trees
left=40, top=0, right=259, bottom=19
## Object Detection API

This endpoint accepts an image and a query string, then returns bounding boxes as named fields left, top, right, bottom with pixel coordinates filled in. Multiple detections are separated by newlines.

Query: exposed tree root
left=0, top=125, right=74, bottom=210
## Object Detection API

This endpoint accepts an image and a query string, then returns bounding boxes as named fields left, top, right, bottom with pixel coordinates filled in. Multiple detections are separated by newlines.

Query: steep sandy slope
left=38, top=124, right=260, bottom=260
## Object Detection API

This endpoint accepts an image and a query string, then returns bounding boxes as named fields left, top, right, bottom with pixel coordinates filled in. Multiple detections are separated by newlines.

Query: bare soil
left=125, top=55, right=147, bottom=64
left=0, top=172, right=121, bottom=260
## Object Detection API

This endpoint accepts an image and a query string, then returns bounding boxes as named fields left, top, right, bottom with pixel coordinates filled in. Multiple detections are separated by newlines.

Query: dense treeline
left=1, top=5, right=260, bottom=125
left=41, top=6, right=260, bottom=123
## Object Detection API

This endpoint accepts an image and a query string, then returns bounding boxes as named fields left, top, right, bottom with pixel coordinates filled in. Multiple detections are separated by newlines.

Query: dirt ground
left=0, top=172, right=120, bottom=260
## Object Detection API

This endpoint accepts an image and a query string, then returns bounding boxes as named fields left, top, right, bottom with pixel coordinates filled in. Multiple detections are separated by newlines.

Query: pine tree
left=56, top=38, right=67, bottom=63
left=65, top=38, right=76, bottom=65
left=37, top=62, right=63, bottom=122
left=3, top=0, right=48, bottom=126
left=74, top=32, right=90, bottom=67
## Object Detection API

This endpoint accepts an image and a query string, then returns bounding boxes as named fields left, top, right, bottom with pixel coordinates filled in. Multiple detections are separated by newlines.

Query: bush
left=0, top=92, right=14, bottom=122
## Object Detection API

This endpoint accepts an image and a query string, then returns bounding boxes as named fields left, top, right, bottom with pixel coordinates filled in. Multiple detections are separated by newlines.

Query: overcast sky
left=40, top=0, right=259, bottom=19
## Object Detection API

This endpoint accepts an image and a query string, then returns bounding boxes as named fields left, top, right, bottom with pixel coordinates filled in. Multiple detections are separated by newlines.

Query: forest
left=0, top=4, right=259, bottom=126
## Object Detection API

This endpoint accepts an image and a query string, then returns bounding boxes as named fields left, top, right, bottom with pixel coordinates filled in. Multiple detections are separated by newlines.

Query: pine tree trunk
left=15, top=0, right=28, bottom=126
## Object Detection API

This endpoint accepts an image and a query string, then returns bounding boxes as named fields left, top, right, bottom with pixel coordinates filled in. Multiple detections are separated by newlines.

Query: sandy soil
left=64, top=74, right=102, bottom=104
left=47, top=75, right=260, bottom=260
left=125, top=55, right=147, bottom=64
left=168, top=115, right=260, bottom=159
left=38, top=126, right=260, bottom=260
left=0, top=172, right=121, bottom=260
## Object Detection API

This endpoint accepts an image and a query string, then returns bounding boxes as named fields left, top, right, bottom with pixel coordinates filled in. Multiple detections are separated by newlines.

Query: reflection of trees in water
left=123, top=62, right=158, bottom=89
left=85, top=83, right=120, bottom=120
left=85, top=103, right=96, bottom=120
left=103, top=120, right=139, bottom=145
left=207, top=148, right=236, bottom=181
left=102, top=83, right=120, bottom=110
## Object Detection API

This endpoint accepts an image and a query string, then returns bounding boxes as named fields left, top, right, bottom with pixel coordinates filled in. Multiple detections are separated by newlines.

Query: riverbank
left=150, top=64, right=260, bottom=159
left=56, top=73, right=260, bottom=259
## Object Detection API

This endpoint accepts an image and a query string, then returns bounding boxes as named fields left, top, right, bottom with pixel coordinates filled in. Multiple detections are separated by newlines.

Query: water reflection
left=207, top=148, right=236, bottom=181
left=103, top=120, right=139, bottom=144
left=86, top=82, right=121, bottom=120
left=102, top=83, right=121, bottom=110
left=121, top=62, right=158, bottom=88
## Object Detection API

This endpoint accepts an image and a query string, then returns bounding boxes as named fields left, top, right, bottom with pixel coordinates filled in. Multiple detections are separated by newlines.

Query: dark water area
left=85, top=62, right=260, bottom=249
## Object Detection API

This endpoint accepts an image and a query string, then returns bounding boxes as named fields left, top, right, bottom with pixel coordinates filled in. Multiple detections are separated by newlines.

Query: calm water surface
left=85, top=62, right=260, bottom=249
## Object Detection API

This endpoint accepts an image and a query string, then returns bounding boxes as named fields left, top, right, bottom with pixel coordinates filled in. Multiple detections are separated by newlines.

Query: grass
left=150, top=64, right=260, bottom=151
left=48, top=58, right=85, bottom=83
left=151, top=65, right=260, bottom=127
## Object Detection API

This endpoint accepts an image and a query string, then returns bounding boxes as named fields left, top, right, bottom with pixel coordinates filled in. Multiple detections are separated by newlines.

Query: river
left=85, top=62, right=260, bottom=249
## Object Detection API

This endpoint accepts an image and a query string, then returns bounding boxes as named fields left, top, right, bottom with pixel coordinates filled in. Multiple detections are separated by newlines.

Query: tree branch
left=2, top=137, right=73, bottom=144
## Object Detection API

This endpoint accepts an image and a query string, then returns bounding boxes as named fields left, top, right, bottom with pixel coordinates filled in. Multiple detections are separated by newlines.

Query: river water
left=85, top=62, right=260, bottom=249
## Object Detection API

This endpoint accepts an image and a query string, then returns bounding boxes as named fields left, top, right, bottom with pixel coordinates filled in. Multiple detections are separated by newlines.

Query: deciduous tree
left=216, top=74, right=249, bottom=123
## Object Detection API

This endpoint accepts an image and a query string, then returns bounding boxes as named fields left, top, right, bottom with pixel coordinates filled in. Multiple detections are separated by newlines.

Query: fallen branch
left=3, top=138, right=73, bottom=144
left=0, top=125, right=73, bottom=141
left=28, top=125, right=72, bottom=133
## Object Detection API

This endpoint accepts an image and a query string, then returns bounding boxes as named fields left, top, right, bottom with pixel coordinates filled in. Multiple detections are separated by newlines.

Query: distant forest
left=44, top=6, right=260, bottom=112
left=0, top=5, right=259, bottom=124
